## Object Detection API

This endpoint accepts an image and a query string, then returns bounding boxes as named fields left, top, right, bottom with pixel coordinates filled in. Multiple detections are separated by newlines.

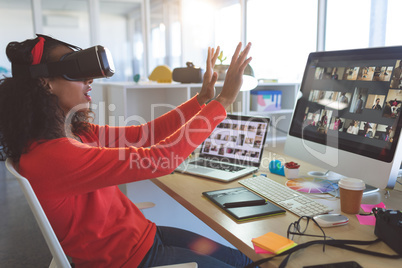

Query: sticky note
left=360, top=202, right=386, bottom=213
left=275, top=242, right=297, bottom=254
left=252, top=232, right=296, bottom=254
left=253, top=244, right=273, bottom=254
left=356, top=214, right=376, bottom=225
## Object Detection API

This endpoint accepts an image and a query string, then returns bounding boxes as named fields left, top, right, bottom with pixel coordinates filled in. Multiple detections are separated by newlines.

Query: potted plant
left=284, top=161, right=300, bottom=179
left=214, top=51, right=229, bottom=81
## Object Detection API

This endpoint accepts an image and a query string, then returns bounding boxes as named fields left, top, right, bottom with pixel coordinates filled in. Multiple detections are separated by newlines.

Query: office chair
left=5, top=158, right=197, bottom=268
left=5, top=158, right=71, bottom=268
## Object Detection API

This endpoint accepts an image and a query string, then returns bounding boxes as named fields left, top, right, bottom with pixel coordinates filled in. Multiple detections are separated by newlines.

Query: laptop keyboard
left=192, top=159, right=245, bottom=172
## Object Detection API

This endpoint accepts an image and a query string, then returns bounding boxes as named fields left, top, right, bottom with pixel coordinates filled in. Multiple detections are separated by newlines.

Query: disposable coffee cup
left=338, top=178, right=366, bottom=214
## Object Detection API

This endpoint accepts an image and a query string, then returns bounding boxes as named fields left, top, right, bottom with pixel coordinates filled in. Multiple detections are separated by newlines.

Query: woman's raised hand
left=197, top=46, right=220, bottom=106
left=216, top=42, right=252, bottom=109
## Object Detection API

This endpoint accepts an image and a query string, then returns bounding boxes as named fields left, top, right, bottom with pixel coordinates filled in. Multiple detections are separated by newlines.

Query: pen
left=223, top=199, right=267, bottom=208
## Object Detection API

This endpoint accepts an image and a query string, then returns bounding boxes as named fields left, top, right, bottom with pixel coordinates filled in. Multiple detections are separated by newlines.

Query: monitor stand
left=308, top=170, right=329, bottom=177
left=307, top=170, right=379, bottom=196
left=363, top=184, right=380, bottom=195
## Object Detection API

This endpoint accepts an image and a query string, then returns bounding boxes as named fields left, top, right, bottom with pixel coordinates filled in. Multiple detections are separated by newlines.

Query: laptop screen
left=199, top=114, right=270, bottom=167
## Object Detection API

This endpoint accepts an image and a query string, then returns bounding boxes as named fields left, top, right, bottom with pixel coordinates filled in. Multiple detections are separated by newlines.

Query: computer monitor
left=284, top=46, right=402, bottom=190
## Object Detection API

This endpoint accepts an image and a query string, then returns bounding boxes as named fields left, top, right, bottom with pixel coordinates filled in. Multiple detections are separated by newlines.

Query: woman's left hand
left=197, top=46, right=220, bottom=106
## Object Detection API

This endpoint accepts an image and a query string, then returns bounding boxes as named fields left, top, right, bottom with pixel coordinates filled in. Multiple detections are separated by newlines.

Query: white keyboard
left=239, top=175, right=333, bottom=217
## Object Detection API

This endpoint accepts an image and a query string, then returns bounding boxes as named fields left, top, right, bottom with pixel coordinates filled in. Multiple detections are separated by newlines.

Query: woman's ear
left=40, top=77, right=51, bottom=90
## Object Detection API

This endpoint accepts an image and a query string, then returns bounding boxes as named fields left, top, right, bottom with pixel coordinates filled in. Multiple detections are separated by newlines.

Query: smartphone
left=304, top=261, right=362, bottom=268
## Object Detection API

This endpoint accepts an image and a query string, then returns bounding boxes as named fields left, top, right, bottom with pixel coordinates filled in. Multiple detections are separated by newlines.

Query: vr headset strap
left=12, top=60, right=79, bottom=79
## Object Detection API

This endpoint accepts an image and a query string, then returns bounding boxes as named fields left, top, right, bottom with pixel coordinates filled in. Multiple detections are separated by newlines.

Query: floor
left=0, top=161, right=51, bottom=267
left=125, top=179, right=233, bottom=248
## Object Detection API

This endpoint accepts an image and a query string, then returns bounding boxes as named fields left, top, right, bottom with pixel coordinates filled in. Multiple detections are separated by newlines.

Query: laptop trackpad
left=188, top=166, right=216, bottom=174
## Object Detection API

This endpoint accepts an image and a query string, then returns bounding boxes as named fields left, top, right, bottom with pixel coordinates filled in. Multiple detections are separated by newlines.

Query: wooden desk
left=152, top=144, right=402, bottom=267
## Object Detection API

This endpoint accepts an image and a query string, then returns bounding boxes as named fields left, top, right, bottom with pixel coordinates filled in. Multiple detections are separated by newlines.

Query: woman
left=332, top=117, right=341, bottom=130
left=0, top=35, right=253, bottom=267
left=346, top=120, right=359, bottom=135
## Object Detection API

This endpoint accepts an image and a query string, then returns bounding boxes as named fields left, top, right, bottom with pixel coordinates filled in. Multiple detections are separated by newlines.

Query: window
left=247, top=0, right=317, bottom=82
left=214, top=2, right=241, bottom=56
left=326, top=0, right=370, bottom=50
left=149, top=0, right=181, bottom=74
left=99, top=1, right=141, bottom=81
left=129, top=7, right=145, bottom=80
left=1, top=0, right=398, bottom=83
left=181, top=0, right=218, bottom=70
left=386, top=0, right=402, bottom=46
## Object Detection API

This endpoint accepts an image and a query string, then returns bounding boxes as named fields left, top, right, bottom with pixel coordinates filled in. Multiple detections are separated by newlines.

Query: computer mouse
left=313, top=214, right=349, bottom=227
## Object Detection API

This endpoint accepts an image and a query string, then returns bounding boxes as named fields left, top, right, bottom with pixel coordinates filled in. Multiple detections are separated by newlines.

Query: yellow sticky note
left=252, top=232, right=296, bottom=254
left=275, top=242, right=297, bottom=254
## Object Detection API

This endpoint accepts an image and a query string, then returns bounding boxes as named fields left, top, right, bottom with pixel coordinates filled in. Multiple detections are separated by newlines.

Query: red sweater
left=19, top=96, right=226, bottom=267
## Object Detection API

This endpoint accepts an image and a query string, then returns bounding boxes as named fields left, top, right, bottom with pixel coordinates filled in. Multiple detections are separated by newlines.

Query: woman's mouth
left=84, top=90, right=92, bottom=101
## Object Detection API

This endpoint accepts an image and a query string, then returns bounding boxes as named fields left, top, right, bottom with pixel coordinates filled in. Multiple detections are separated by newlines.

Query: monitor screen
left=286, top=46, right=402, bottom=189
left=289, top=47, right=402, bottom=162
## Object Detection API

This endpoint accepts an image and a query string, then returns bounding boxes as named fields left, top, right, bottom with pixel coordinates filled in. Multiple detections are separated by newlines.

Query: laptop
left=175, top=114, right=270, bottom=182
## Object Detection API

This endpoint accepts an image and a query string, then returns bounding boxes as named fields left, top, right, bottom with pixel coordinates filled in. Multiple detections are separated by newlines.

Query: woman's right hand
left=197, top=46, right=220, bottom=106
left=215, top=42, right=252, bottom=109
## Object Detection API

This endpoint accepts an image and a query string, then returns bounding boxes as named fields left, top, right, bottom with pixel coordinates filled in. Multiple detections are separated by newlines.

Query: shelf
left=248, top=83, right=299, bottom=113
left=91, top=82, right=300, bottom=143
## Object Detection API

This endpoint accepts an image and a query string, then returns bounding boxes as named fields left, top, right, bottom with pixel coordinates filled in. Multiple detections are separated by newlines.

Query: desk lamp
left=241, top=64, right=258, bottom=91
left=229, top=64, right=258, bottom=114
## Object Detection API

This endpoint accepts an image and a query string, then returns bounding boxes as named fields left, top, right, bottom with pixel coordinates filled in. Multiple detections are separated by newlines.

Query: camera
left=373, top=208, right=402, bottom=254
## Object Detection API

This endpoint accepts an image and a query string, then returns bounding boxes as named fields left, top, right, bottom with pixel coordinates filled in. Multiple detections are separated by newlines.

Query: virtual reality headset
left=12, top=45, right=115, bottom=81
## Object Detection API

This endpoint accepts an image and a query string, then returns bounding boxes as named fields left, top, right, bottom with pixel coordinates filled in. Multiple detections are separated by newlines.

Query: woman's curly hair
left=0, top=36, right=92, bottom=162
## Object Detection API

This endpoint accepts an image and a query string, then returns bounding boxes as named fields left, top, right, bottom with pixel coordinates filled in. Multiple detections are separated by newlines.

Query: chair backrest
left=5, top=158, right=71, bottom=268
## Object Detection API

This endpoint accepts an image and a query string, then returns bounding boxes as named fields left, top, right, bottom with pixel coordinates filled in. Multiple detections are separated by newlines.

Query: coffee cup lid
left=338, top=178, right=366, bottom=191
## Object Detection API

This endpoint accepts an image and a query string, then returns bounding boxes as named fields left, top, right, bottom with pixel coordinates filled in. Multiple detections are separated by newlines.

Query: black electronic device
left=203, top=187, right=285, bottom=221
left=285, top=46, right=402, bottom=190
left=373, top=208, right=402, bottom=254
left=303, top=261, right=362, bottom=268
left=12, top=45, right=115, bottom=81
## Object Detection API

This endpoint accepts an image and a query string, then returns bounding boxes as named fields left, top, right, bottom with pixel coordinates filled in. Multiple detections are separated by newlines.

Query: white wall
left=0, top=9, right=34, bottom=73
left=42, top=11, right=91, bottom=48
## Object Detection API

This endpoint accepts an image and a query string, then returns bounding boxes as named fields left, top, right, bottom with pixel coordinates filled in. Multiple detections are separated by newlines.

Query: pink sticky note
left=253, top=244, right=274, bottom=254
left=356, top=215, right=376, bottom=225
left=360, top=202, right=386, bottom=213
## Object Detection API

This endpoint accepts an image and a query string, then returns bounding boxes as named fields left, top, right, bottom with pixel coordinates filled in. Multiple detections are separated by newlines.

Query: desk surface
left=152, top=143, right=402, bottom=268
